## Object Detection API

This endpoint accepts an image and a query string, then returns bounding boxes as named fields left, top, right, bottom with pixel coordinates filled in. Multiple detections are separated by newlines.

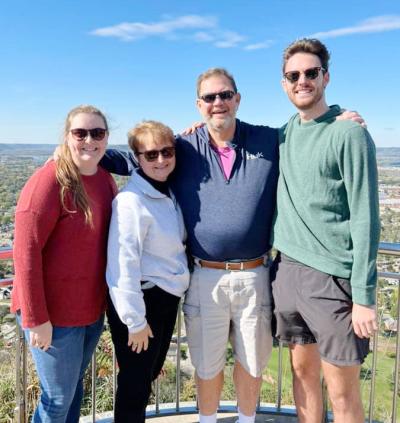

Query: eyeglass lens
left=138, top=146, right=176, bottom=162
left=200, top=90, right=235, bottom=103
left=284, top=67, right=324, bottom=83
left=70, top=128, right=107, bottom=141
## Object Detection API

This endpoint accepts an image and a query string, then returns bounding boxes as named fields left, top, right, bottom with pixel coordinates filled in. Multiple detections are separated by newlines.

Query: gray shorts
left=183, top=264, right=273, bottom=379
left=272, top=253, right=370, bottom=366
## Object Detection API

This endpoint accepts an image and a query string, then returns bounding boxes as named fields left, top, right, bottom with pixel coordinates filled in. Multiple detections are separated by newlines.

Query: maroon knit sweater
left=11, top=161, right=117, bottom=328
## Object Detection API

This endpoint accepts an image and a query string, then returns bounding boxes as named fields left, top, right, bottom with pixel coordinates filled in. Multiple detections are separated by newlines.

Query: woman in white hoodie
left=106, top=121, right=190, bottom=422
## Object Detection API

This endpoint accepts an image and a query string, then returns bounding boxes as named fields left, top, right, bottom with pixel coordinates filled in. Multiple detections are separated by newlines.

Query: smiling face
left=66, top=112, right=108, bottom=174
left=196, top=75, right=241, bottom=135
left=136, top=134, right=176, bottom=182
left=282, top=52, right=329, bottom=118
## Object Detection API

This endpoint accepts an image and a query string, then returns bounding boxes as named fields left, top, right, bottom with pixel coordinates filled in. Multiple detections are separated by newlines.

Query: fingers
left=30, top=335, right=52, bottom=351
left=352, top=304, right=377, bottom=339
left=128, top=324, right=154, bottom=353
left=133, top=336, right=150, bottom=353
left=337, top=110, right=367, bottom=128
left=180, top=121, right=204, bottom=135
left=347, top=111, right=367, bottom=128
left=130, top=339, right=146, bottom=353
left=136, top=341, right=144, bottom=354
left=141, top=337, right=148, bottom=353
left=354, top=320, right=377, bottom=339
left=129, top=336, right=152, bottom=353
left=350, top=116, right=367, bottom=128
left=38, top=342, right=52, bottom=351
left=181, top=127, right=196, bottom=136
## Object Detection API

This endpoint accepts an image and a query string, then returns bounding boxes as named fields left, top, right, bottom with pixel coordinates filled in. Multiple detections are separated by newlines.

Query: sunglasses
left=284, top=66, right=326, bottom=83
left=136, top=146, right=176, bottom=162
left=70, top=128, right=107, bottom=141
left=199, top=90, right=236, bottom=104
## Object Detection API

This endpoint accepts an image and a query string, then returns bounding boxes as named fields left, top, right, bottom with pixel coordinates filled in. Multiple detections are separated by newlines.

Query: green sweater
left=271, top=105, right=380, bottom=305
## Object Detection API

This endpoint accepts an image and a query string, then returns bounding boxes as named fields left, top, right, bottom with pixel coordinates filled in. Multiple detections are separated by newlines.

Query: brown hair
left=56, top=105, right=108, bottom=227
left=196, top=67, right=238, bottom=97
left=282, top=38, right=330, bottom=73
left=127, top=120, right=175, bottom=153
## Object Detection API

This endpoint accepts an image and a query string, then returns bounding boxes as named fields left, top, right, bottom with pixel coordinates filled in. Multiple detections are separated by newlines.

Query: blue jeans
left=17, top=314, right=104, bottom=423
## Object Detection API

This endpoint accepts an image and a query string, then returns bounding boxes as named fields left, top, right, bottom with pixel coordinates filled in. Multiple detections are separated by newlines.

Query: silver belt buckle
left=225, top=261, right=244, bottom=270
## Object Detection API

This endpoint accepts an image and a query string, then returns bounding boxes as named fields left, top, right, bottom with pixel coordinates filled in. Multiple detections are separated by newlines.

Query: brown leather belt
left=198, top=257, right=264, bottom=271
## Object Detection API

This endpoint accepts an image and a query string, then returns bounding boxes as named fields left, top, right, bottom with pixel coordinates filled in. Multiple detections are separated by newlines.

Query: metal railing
left=1, top=243, right=399, bottom=423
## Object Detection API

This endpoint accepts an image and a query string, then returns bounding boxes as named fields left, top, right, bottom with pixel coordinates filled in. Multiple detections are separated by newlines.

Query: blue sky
left=1, top=0, right=399, bottom=146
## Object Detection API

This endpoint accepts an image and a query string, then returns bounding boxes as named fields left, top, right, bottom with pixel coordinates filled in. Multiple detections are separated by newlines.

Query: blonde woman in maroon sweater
left=12, top=105, right=117, bottom=423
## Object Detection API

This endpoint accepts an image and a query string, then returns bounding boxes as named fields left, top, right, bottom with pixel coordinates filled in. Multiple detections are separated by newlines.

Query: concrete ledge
left=80, top=402, right=298, bottom=422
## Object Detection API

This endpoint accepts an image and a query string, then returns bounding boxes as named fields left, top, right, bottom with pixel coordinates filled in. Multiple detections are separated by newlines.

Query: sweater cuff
left=351, top=286, right=376, bottom=306
left=127, top=318, right=147, bottom=334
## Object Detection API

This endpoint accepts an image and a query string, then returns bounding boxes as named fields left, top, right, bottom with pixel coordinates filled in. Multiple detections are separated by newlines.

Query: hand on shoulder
left=337, top=109, right=367, bottom=128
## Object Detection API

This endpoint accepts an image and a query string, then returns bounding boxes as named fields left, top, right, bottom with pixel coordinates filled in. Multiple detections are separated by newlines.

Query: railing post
left=368, top=291, right=379, bottom=423
left=155, top=377, right=160, bottom=414
left=276, top=341, right=283, bottom=411
left=321, top=378, right=328, bottom=423
left=113, top=346, right=117, bottom=411
left=91, top=353, right=97, bottom=422
left=176, top=301, right=182, bottom=412
left=14, top=323, right=27, bottom=423
left=391, top=280, right=400, bottom=423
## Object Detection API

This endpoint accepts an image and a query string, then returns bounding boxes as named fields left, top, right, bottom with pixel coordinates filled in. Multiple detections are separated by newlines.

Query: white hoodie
left=106, top=171, right=190, bottom=333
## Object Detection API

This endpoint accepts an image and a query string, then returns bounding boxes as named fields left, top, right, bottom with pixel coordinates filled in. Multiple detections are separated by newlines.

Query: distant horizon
left=0, top=142, right=399, bottom=149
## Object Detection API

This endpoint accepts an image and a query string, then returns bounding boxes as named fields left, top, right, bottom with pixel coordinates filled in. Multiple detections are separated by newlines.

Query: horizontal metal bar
left=0, top=248, right=13, bottom=260
left=379, top=242, right=400, bottom=256
left=0, top=278, right=13, bottom=287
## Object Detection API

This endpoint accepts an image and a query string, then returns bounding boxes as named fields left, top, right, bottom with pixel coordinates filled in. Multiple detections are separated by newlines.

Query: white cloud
left=214, top=31, right=246, bottom=48
left=91, top=14, right=273, bottom=51
left=243, top=39, right=274, bottom=51
left=309, top=15, right=400, bottom=39
left=91, top=15, right=217, bottom=41
left=193, top=31, right=215, bottom=42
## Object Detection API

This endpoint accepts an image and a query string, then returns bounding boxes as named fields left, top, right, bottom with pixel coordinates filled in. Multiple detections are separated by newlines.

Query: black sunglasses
left=70, top=128, right=107, bottom=141
left=136, top=146, right=176, bottom=162
left=284, top=66, right=326, bottom=83
left=199, top=90, right=236, bottom=104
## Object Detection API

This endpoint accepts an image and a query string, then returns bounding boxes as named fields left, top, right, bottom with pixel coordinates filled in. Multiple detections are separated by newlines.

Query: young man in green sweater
left=271, top=38, right=380, bottom=423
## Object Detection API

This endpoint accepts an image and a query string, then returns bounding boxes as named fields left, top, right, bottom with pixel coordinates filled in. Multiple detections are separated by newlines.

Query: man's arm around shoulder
left=100, top=149, right=137, bottom=176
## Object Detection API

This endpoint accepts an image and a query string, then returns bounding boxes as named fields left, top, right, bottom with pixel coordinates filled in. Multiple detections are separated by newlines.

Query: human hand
left=352, top=303, right=378, bottom=338
left=128, top=324, right=154, bottom=353
left=337, top=110, right=367, bottom=128
left=181, top=121, right=205, bottom=135
left=29, top=321, right=53, bottom=351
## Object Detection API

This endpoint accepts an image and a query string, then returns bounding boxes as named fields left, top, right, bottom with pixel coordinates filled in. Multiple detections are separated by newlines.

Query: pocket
left=332, top=275, right=352, bottom=301
left=183, top=271, right=200, bottom=311
left=260, top=305, right=272, bottom=321
left=259, top=305, right=274, bottom=338
left=182, top=303, right=200, bottom=318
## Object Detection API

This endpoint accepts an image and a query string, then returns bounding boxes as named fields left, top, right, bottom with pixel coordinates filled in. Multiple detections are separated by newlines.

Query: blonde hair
left=56, top=105, right=108, bottom=227
left=127, top=120, right=175, bottom=152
